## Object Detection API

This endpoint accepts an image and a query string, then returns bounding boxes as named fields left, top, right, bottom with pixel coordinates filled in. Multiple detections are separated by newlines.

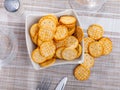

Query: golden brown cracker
left=39, top=18, right=56, bottom=32
left=74, top=65, right=90, bottom=81
left=99, top=37, right=112, bottom=55
left=46, top=14, right=58, bottom=25
left=39, top=15, right=57, bottom=24
left=54, top=25, right=68, bottom=41
left=38, top=27, right=54, bottom=41
left=88, top=41, right=103, bottom=58
left=40, top=41, right=56, bottom=59
left=87, top=24, right=104, bottom=40
left=55, top=39, right=66, bottom=48
left=59, top=15, right=76, bottom=25
left=62, top=48, right=78, bottom=60
left=32, top=48, right=46, bottom=63
left=65, top=36, right=78, bottom=49
left=30, top=23, right=39, bottom=38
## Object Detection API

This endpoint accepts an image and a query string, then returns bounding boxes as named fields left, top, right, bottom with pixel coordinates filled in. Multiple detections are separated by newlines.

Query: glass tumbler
left=69, top=0, right=107, bottom=11
left=0, top=29, right=18, bottom=69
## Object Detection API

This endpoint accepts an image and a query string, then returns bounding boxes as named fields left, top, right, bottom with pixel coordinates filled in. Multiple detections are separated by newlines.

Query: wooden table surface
left=0, top=0, right=120, bottom=90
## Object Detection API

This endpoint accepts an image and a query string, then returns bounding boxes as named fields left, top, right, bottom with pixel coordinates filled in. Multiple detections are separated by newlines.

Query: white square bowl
left=25, top=9, right=84, bottom=70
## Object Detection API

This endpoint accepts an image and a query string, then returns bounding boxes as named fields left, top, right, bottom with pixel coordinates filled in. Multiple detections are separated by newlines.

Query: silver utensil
left=55, top=77, right=68, bottom=90
left=4, top=0, right=20, bottom=12
left=36, top=77, right=52, bottom=90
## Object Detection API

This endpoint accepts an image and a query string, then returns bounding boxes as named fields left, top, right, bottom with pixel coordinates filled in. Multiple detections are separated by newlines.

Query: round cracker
left=55, top=39, right=66, bottom=48
left=32, top=48, right=46, bottom=63
left=59, top=15, right=76, bottom=25
left=74, top=65, right=90, bottom=81
left=87, top=24, right=104, bottom=40
left=68, top=26, right=75, bottom=36
left=39, top=58, right=56, bottom=67
left=88, top=42, right=103, bottom=58
left=74, top=26, right=84, bottom=43
left=65, top=36, right=78, bottom=48
left=56, top=47, right=65, bottom=59
left=38, top=27, right=54, bottom=41
left=99, top=37, right=112, bottom=55
left=39, top=14, right=58, bottom=25
left=39, top=18, right=56, bottom=32
left=30, top=23, right=39, bottom=38
left=46, top=14, right=58, bottom=25
left=84, top=37, right=95, bottom=53
left=54, top=25, right=68, bottom=41
left=82, top=53, right=95, bottom=69
left=62, top=48, right=78, bottom=60
left=40, top=41, right=56, bottom=59
left=76, top=44, right=82, bottom=58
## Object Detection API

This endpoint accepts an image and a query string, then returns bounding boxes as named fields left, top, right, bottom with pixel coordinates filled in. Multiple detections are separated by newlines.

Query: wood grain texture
left=0, top=0, right=120, bottom=90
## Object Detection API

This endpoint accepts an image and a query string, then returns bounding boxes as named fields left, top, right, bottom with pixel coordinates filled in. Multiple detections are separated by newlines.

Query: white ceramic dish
left=25, top=9, right=84, bottom=70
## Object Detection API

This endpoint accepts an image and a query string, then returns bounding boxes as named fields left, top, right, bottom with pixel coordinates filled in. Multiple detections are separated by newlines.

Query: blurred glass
left=69, top=0, right=107, bottom=11
left=0, top=28, right=18, bottom=69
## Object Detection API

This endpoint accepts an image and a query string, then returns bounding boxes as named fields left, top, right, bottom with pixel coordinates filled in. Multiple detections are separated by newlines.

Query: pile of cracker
left=74, top=24, right=113, bottom=81
left=30, top=15, right=84, bottom=67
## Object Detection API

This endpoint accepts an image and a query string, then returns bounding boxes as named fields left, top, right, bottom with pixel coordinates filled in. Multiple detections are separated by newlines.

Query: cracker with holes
left=32, top=48, right=46, bottom=63
left=74, top=26, right=84, bottom=43
left=39, top=58, right=56, bottom=67
left=65, top=36, right=79, bottom=49
left=54, top=25, right=68, bottom=41
left=40, top=41, right=56, bottom=59
left=82, top=53, right=95, bottom=69
left=87, top=24, right=104, bottom=40
left=88, top=42, right=103, bottom=58
left=84, top=37, right=95, bottom=53
left=62, top=48, right=78, bottom=60
left=39, top=18, right=56, bottom=32
left=99, top=37, right=112, bottom=55
left=55, top=39, right=66, bottom=48
left=38, top=27, right=54, bottom=41
left=45, top=15, right=58, bottom=25
left=74, top=65, right=90, bottom=81
left=56, top=47, right=65, bottom=59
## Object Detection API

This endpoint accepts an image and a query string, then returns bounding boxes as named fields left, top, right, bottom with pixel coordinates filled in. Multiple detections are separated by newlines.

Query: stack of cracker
left=30, top=15, right=84, bottom=68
